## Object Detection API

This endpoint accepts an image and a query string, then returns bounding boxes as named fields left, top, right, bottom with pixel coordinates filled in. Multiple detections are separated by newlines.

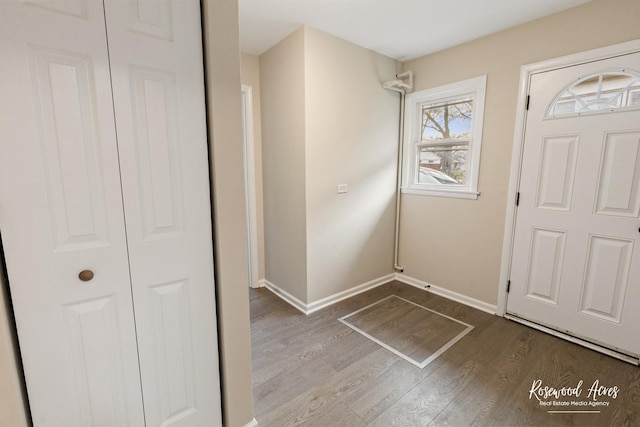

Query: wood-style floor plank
left=299, top=402, right=367, bottom=427
left=251, top=281, right=640, bottom=426
left=369, top=358, right=482, bottom=426
left=257, top=348, right=399, bottom=426
left=344, top=358, right=433, bottom=423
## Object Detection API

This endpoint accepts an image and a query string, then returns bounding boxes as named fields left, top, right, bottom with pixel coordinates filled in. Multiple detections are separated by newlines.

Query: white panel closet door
left=0, top=0, right=221, bottom=425
left=103, top=0, right=222, bottom=425
left=0, top=1, right=145, bottom=425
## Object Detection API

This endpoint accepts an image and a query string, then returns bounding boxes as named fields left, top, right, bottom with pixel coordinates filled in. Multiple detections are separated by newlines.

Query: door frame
left=241, top=85, right=260, bottom=288
left=497, top=38, right=640, bottom=317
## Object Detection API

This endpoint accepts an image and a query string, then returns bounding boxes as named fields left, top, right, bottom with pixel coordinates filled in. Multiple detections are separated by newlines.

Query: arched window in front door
left=546, top=70, right=640, bottom=118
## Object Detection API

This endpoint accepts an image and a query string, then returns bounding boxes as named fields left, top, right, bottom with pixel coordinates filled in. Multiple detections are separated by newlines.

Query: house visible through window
left=546, top=71, right=640, bottom=117
left=403, top=75, right=486, bottom=199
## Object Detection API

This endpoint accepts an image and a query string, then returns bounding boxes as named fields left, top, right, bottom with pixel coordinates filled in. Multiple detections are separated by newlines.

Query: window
left=546, top=71, right=640, bottom=118
left=403, top=75, right=486, bottom=199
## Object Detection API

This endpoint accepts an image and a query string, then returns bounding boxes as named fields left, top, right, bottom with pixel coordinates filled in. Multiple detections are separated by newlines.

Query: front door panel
left=508, top=52, right=640, bottom=359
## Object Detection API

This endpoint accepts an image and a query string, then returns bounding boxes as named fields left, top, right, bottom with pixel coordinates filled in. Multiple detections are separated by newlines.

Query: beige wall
left=303, top=28, right=399, bottom=301
left=260, top=28, right=309, bottom=302
left=201, top=0, right=255, bottom=425
left=400, top=0, right=640, bottom=305
left=0, top=273, right=28, bottom=427
left=260, top=27, right=399, bottom=304
left=240, top=53, right=266, bottom=284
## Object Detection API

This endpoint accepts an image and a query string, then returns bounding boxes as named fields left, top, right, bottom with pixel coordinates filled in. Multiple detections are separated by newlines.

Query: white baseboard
left=263, top=273, right=496, bottom=316
left=263, top=280, right=308, bottom=314
left=244, top=418, right=259, bottom=427
left=306, top=274, right=396, bottom=314
left=395, top=273, right=497, bottom=315
left=251, top=279, right=266, bottom=289
left=264, top=274, right=395, bottom=315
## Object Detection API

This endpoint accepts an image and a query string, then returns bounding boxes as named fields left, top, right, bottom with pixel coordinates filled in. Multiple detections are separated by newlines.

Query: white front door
left=0, top=0, right=221, bottom=425
left=507, top=52, right=640, bottom=360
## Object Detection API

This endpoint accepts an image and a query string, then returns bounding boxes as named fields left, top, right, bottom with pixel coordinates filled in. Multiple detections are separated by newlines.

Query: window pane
left=419, top=98, right=472, bottom=185
left=421, top=99, right=473, bottom=142
left=418, top=144, right=467, bottom=185
left=547, top=72, right=640, bottom=117
left=554, top=99, right=577, bottom=114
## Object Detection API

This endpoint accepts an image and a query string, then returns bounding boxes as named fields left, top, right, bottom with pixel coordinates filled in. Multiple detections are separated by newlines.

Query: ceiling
left=238, top=0, right=592, bottom=61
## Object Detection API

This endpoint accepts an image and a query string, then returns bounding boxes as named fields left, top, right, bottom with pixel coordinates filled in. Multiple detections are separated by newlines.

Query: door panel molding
left=579, top=234, right=633, bottom=323
left=536, top=135, right=580, bottom=211
left=595, top=130, right=640, bottom=217
left=29, top=45, right=111, bottom=250
left=524, top=227, right=566, bottom=305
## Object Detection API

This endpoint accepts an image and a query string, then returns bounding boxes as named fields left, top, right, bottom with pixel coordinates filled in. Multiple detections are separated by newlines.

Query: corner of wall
left=201, top=0, right=255, bottom=426
left=259, top=27, right=309, bottom=303
left=301, top=28, right=399, bottom=302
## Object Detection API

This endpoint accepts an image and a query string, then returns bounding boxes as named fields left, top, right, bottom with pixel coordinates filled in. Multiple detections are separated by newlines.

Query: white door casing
left=506, top=51, right=640, bottom=360
left=0, top=0, right=222, bottom=425
left=241, top=85, right=260, bottom=288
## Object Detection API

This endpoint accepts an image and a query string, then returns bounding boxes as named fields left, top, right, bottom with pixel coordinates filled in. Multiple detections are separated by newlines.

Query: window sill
left=401, top=187, right=480, bottom=200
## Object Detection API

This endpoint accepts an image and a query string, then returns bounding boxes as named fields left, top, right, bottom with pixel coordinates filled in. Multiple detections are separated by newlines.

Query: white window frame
left=402, top=75, right=487, bottom=199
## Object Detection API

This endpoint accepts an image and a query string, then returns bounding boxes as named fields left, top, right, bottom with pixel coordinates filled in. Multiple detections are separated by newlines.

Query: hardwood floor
left=250, top=281, right=640, bottom=426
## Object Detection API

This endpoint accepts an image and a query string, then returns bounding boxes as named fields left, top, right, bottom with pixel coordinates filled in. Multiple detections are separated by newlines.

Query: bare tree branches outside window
left=419, top=98, right=473, bottom=184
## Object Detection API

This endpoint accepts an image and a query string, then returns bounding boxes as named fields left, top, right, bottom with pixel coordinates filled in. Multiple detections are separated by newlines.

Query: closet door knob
left=78, top=270, right=94, bottom=282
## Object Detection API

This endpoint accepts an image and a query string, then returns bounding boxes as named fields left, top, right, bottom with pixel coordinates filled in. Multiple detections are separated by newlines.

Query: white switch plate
left=337, top=184, right=348, bottom=194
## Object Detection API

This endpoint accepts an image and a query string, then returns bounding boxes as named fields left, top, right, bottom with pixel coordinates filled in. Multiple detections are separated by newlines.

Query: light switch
left=337, top=184, right=348, bottom=194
